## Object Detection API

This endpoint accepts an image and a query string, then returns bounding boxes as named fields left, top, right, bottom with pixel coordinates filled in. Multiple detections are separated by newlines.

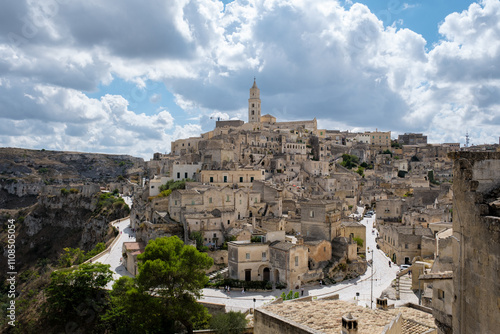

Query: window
left=310, top=210, right=315, bottom=218
left=210, top=176, right=214, bottom=183
left=262, top=252, right=267, bottom=260
left=185, top=172, right=188, bottom=178
left=191, top=200, right=195, bottom=205
left=295, top=256, right=299, bottom=266
left=252, top=103, right=255, bottom=107
left=224, top=175, right=228, bottom=183
left=227, top=220, right=230, bottom=225
left=213, top=233, right=217, bottom=238
left=254, top=198, right=257, bottom=203
left=174, top=200, right=178, bottom=205
left=246, top=253, right=250, bottom=260
left=226, top=195, right=230, bottom=202
left=252, top=110, right=255, bottom=115
left=417, top=244, right=421, bottom=249
left=250, top=177, right=254, bottom=182
left=240, top=177, right=243, bottom=182
left=177, top=172, right=180, bottom=179
left=405, top=244, right=408, bottom=249
left=239, top=200, right=242, bottom=204
left=438, top=289, right=445, bottom=300
left=209, top=197, right=212, bottom=204
left=151, top=186, right=154, bottom=188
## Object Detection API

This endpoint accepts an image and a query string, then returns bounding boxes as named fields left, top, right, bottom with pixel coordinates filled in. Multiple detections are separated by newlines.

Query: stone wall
left=449, top=152, right=500, bottom=334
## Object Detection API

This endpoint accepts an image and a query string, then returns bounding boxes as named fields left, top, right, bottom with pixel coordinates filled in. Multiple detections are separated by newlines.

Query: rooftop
left=262, top=299, right=436, bottom=334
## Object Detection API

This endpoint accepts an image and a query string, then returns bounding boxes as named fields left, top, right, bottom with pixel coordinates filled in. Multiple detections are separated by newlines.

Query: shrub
left=286, top=290, right=293, bottom=300
left=60, top=188, right=69, bottom=195
left=69, top=188, right=79, bottom=194
left=280, top=292, right=286, bottom=300
left=294, top=292, right=299, bottom=299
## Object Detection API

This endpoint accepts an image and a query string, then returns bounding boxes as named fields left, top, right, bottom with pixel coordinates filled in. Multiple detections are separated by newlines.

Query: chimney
left=341, top=313, right=358, bottom=334
left=376, top=297, right=388, bottom=310
left=297, top=237, right=304, bottom=245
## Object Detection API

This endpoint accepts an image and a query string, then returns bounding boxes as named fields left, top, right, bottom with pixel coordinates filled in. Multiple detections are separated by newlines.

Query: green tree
left=209, top=311, right=248, bottom=334
left=353, top=237, right=364, bottom=248
left=44, top=263, right=112, bottom=324
left=137, top=236, right=213, bottom=333
left=340, top=154, right=359, bottom=169
left=101, top=276, right=173, bottom=333
left=190, top=231, right=209, bottom=252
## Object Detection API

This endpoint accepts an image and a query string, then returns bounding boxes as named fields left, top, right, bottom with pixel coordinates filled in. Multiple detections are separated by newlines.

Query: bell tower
left=248, top=78, right=261, bottom=123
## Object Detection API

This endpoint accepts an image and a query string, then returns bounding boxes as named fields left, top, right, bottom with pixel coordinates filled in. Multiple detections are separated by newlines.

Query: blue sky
left=1, top=0, right=499, bottom=158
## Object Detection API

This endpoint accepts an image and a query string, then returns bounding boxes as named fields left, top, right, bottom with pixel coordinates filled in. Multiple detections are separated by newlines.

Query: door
left=263, top=268, right=270, bottom=281
left=245, top=269, right=251, bottom=281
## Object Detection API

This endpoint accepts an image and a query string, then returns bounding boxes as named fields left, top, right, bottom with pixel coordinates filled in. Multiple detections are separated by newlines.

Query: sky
left=1, top=0, right=499, bottom=159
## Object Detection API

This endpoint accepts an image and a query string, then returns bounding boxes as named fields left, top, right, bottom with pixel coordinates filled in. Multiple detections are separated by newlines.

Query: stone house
left=377, top=224, right=434, bottom=265
left=122, top=241, right=146, bottom=276
left=300, top=200, right=342, bottom=241
left=339, top=221, right=367, bottom=254
left=376, top=198, right=407, bottom=224
left=303, top=239, right=332, bottom=270
left=420, top=228, right=454, bottom=334
left=228, top=233, right=324, bottom=288
left=199, top=168, right=265, bottom=187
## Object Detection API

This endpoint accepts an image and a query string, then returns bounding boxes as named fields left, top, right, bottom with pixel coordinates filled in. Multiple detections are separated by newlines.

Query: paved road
left=96, top=195, right=136, bottom=289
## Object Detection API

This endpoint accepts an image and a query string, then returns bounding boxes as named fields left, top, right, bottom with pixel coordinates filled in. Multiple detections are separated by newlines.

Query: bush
left=280, top=292, right=286, bottom=300
left=286, top=290, right=293, bottom=300
left=294, top=292, right=299, bottom=299
left=210, top=311, right=248, bottom=334
left=60, top=188, right=69, bottom=195
left=69, top=188, right=79, bottom=194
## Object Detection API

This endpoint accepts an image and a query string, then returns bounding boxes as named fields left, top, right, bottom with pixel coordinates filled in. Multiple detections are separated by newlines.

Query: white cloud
left=1, top=0, right=500, bottom=157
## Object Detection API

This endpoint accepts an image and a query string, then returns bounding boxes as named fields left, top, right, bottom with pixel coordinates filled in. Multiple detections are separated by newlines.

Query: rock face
left=2, top=189, right=127, bottom=274
left=0, top=147, right=145, bottom=209
left=0, top=148, right=143, bottom=274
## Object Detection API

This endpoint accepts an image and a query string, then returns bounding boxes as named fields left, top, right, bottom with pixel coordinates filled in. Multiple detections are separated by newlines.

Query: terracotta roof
left=401, top=318, right=435, bottom=334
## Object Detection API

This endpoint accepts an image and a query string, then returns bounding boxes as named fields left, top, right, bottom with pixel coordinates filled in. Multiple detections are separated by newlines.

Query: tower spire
left=248, top=79, right=261, bottom=123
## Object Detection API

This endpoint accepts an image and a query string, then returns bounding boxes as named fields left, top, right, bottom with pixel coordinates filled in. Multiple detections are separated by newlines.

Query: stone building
left=300, top=200, right=342, bottom=241
left=339, top=221, right=367, bottom=254
left=377, top=224, right=434, bottom=265
left=420, top=228, right=454, bottom=334
left=448, top=152, right=500, bottom=334
left=199, top=168, right=265, bottom=187
left=398, top=133, right=428, bottom=146
left=122, top=241, right=146, bottom=276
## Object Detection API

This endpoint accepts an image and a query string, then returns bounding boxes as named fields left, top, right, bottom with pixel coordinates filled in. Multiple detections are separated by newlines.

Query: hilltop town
left=1, top=81, right=499, bottom=333
left=124, top=80, right=500, bottom=333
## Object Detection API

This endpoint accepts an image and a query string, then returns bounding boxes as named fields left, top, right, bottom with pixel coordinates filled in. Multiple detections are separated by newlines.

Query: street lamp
left=368, top=246, right=374, bottom=309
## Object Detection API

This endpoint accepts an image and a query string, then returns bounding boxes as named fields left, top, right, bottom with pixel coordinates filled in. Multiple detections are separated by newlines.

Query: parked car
left=400, top=264, right=410, bottom=271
